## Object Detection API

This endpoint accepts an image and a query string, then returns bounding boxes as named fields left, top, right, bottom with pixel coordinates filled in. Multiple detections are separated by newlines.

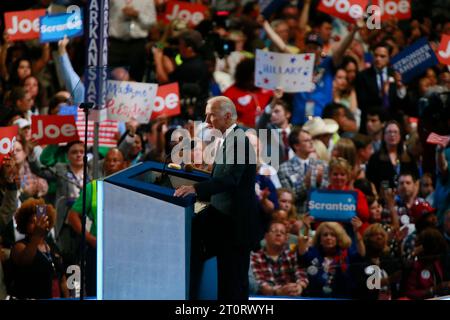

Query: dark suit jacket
left=355, top=66, right=408, bottom=131
left=194, top=126, right=257, bottom=247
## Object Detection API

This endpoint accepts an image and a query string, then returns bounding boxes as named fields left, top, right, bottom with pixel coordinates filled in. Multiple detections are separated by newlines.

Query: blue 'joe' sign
left=40, top=12, right=83, bottom=43
left=391, top=37, right=438, bottom=84
left=308, top=189, right=357, bottom=222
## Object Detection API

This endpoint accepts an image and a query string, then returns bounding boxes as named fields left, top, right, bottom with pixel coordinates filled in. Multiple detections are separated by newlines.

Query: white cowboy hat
left=302, top=117, right=338, bottom=137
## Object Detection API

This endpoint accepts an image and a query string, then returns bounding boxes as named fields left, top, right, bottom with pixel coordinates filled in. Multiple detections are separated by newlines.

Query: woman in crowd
left=332, top=68, right=360, bottom=129
left=327, top=157, right=370, bottom=234
left=9, top=198, right=68, bottom=299
left=404, top=228, right=450, bottom=299
left=331, top=138, right=360, bottom=183
left=350, top=224, right=402, bottom=300
left=297, top=218, right=365, bottom=298
left=366, top=120, right=420, bottom=192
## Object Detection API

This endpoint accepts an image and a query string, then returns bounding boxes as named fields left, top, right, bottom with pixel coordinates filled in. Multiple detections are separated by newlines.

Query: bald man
left=175, top=96, right=257, bottom=300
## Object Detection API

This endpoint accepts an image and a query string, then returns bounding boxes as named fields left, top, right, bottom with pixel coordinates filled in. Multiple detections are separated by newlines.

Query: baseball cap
left=13, top=118, right=31, bottom=129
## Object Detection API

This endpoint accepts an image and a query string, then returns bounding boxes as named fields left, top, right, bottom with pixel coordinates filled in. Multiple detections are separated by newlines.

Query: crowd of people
left=0, top=0, right=450, bottom=300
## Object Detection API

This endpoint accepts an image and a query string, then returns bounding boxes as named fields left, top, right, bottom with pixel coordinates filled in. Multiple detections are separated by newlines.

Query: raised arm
left=298, top=0, right=312, bottom=33
left=332, top=22, right=362, bottom=67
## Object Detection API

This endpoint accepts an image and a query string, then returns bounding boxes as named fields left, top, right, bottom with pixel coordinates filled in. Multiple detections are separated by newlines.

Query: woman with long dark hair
left=366, top=120, right=419, bottom=192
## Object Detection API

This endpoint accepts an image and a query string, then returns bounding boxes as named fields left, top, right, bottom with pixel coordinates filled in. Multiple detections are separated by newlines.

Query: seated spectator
left=250, top=221, right=308, bottom=297
left=404, top=228, right=450, bottom=299
left=297, top=218, right=365, bottom=298
left=9, top=198, right=68, bottom=299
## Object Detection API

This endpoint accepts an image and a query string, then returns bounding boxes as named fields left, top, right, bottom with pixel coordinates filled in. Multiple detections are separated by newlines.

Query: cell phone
left=36, top=205, right=47, bottom=218
left=381, top=180, right=390, bottom=190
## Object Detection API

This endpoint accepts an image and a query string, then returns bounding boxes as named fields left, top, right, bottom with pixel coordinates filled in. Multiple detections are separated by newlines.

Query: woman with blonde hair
left=327, top=157, right=370, bottom=234
left=331, top=138, right=360, bottom=182
left=297, top=218, right=365, bottom=298
left=9, top=198, right=68, bottom=299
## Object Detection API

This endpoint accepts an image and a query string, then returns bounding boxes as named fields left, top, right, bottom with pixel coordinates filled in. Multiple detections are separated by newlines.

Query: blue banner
left=58, top=105, right=78, bottom=121
left=391, top=38, right=439, bottom=84
left=39, top=12, right=83, bottom=43
left=308, top=189, right=357, bottom=222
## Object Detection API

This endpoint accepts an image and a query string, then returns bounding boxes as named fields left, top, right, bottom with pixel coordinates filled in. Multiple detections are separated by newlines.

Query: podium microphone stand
left=78, top=102, right=94, bottom=300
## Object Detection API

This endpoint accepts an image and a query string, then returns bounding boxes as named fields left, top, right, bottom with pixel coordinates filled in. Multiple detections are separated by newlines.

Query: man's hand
left=174, top=185, right=196, bottom=197
left=58, top=35, right=69, bottom=55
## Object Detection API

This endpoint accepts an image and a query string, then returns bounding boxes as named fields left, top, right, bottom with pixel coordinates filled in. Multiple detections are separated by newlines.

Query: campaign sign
left=4, top=9, right=47, bottom=41
left=106, top=80, right=158, bottom=123
left=164, top=1, right=207, bottom=26
left=259, top=0, right=289, bottom=19
left=372, top=0, right=411, bottom=21
left=39, top=11, right=83, bottom=43
left=0, top=126, right=18, bottom=163
left=391, top=38, right=439, bottom=84
left=151, top=83, right=181, bottom=120
left=31, top=115, right=79, bottom=145
left=308, top=189, right=357, bottom=222
left=255, top=49, right=315, bottom=93
left=317, top=0, right=368, bottom=23
left=58, top=105, right=78, bottom=121
left=437, top=34, right=450, bottom=66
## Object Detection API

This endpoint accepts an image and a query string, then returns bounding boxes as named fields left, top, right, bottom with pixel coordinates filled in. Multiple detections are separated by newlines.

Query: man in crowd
left=250, top=221, right=308, bottom=297
left=278, top=128, right=328, bottom=214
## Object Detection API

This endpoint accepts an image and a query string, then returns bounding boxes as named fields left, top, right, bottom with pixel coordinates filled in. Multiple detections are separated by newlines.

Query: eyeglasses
left=269, top=229, right=287, bottom=235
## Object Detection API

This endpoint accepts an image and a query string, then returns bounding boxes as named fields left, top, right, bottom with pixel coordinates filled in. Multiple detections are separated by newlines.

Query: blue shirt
left=292, top=57, right=335, bottom=125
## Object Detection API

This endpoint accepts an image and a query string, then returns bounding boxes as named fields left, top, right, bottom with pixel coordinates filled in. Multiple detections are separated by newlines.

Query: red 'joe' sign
left=0, top=126, right=18, bottom=163
left=317, top=0, right=368, bottom=23
left=31, top=115, right=80, bottom=145
left=163, top=1, right=207, bottom=26
left=372, top=0, right=411, bottom=21
left=151, top=83, right=181, bottom=120
left=4, top=9, right=47, bottom=41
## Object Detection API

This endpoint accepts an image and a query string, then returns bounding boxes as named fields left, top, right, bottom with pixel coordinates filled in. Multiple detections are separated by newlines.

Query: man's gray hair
left=208, top=96, right=238, bottom=122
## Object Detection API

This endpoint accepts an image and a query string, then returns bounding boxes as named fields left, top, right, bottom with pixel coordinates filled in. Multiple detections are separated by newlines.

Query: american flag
left=426, top=132, right=450, bottom=146
left=76, top=110, right=119, bottom=148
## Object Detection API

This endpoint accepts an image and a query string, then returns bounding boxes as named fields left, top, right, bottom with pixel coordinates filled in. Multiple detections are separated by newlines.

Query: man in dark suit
left=174, top=96, right=257, bottom=300
left=355, top=42, right=408, bottom=132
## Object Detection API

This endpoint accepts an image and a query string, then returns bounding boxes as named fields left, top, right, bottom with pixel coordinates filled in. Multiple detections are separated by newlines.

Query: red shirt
left=223, top=85, right=273, bottom=128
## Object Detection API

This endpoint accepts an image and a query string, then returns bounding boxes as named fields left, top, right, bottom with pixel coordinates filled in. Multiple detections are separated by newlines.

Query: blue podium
left=95, top=161, right=217, bottom=300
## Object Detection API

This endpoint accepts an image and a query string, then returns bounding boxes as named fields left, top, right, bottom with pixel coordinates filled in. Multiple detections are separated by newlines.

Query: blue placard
left=259, top=0, right=289, bottom=19
left=39, top=12, right=83, bottom=43
left=308, top=189, right=357, bottom=222
left=391, top=38, right=439, bottom=84
left=58, top=105, right=78, bottom=121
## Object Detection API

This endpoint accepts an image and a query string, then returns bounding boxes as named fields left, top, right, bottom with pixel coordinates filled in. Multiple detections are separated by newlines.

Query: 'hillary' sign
left=308, top=189, right=357, bottom=222
left=255, top=50, right=315, bottom=93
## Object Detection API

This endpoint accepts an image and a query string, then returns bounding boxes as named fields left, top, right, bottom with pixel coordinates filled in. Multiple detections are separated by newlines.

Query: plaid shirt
left=278, top=156, right=329, bottom=214
left=250, top=246, right=308, bottom=291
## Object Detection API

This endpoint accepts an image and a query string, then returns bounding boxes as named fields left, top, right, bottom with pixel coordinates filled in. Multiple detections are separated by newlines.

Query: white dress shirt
left=109, top=0, right=156, bottom=39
